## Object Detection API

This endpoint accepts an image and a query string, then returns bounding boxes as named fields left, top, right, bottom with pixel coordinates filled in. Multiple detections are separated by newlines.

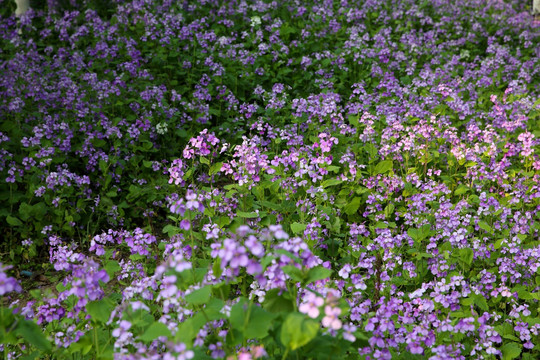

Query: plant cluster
left=1, top=0, right=539, bottom=359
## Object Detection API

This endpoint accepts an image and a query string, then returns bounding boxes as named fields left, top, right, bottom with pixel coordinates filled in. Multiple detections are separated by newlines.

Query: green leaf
left=282, top=265, right=304, bottom=282
left=348, top=114, right=359, bottom=127
left=184, top=168, right=194, bottom=180
left=162, top=224, right=180, bottom=237
left=258, top=200, right=282, bottom=211
left=176, top=313, right=207, bottom=343
left=19, top=203, right=32, bottom=221
left=104, top=260, right=121, bottom=278
left=139, top=322, right=172, bottom=342
left=384, top=203, right=394, bottom=218
left=87, top=298, right=115, bottom=324
left=237, top=211, right=259, bottom=218
left=343, top=197, right=361, bottom=216
left=209, top=162, right=223, bottom=175
left=325, top=165, right=340, bottom=173
left=19, top=351, right=41, bottom=360
left=458, top=248, right=474, bottom=266
left=407, top=228, right=419, bottom=241
left=15, top=320, right=52, bottom=352
left=501, top=342, right=522, bottom=360
left=473, top=295, right=489, bottom=311
left=280, top=313, right=319, bottom=350
left=213, top=258, right=222, bottom=279
left=290, top=222, right=307, bottom=234
left=373, top=160, right=393, bottom=175
left=263, top=289, right=294, bottom=313
left=364, top=143, right=378, bottom=160
left=230, top=299, right=276, bottom=339
left=478, top=221, right=492, bottom=233
left=6, top=215, right=22, bottom=226
left=454, top=185, right=469, bottom=195
left=199, top=156, right=210, bottom=165
left=185, top=286, right=212, bottom=306
left=305, top=267, right=332, bottom=284
left=321, top=178, right=342, bottom=188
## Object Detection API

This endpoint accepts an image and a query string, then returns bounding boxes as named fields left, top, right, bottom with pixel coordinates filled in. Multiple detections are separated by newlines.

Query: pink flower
left=299, top=294, right=324, bottom=318
left=322, top=305, right=342, bottom=330
left=238, top=353, right=252, bottom=360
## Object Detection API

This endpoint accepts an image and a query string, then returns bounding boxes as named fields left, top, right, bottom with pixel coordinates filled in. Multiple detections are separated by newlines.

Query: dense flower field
left=1, top=0, right=540, bottom=358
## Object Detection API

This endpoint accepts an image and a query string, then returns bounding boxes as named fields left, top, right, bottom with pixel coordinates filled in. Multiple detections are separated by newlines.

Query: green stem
left=188, top=212, right=195, bottom=257
left=242, top=300, right=254, bottom=347
left=281, top=346, right=290, bottom=360
left=94, top=326, right=100, bottom=357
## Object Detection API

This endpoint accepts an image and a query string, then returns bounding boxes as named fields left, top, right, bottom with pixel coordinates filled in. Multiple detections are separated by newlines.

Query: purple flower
left=112, top=320, right=132, bottom=343
left=179, top=219, right=191, bottom=231
left=0, top=264, right=22, bottom=295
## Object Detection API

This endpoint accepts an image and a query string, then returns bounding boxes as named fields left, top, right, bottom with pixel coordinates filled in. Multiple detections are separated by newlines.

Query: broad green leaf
left=364, top=143, right=378, bottom=159
left=237, top=211, right=259, bottom=218
left=230, top=299, right=276, bottom=339
left=258, top=200, right=282, bottom=211
left=162, top=224, right=180, bottom=237
left=305, top=267, right=332, bottom=284
left=459, top=248, right=474, bottom=266
left=263, top=289, right=294, bottom=313
left=501, top=342, right=522, bottom=360
left=87, top=298, right=115, bottom=324
left=348, top=114, right=359, bottom=127
left=139, top=322, right=172, bottom=342
left=290, top=222, right=306, bottom=234
left=185, top=285, right=212, bottom=306
left=0, top=307, right=15, bottom=327
left=344, top=197, right=361, bottom=216
left=280, top=313, right=319, bottom=350
left=6, top=215, right=22, bottom=226
left=184, top=168, right=194, bottom=180
left=199, top=156, right=210, bottom=165
left=473, top=295, right=488, bottom=311
left=321, top=178, right=342, bottom=188
left=176, top=313, right=206, bottom=344
left=282, top=265, right=304, bottom=282
left=407, top=228, right=419, bottom=241
left=213, top=258, right=222, bottom=279
left=209, top=162, right=223, bottom=175
left=19, top=203, right=32, bottom=221
left=454, top=185, right=469, bottom=195
left=326, top=165, right=340, bottom=173
left=15, top=320, right=52, bottom=352
left=374, top=160, right=393, bottom=175
left=19, top=351, right=41, bottom=360
left=104, top=260, right=121, bottom=278
left=478, top=221, right=492, bottom=233
left=384, top=203, right=394, bottom=218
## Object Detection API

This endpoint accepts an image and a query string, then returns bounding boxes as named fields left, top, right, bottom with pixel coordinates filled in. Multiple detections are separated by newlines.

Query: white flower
left=218, top=36, right=228, bottom=46
left=156, top=122, right=168, bottom=135
left=250, top=16, right=261, bottom=27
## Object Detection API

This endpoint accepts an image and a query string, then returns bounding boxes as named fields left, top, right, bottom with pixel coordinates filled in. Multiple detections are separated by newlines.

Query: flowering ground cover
left=1, top=0, right=540, bottom=358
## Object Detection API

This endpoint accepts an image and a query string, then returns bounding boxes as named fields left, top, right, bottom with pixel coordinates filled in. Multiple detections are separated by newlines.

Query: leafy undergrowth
left=1, top=0, right=540, bottom=359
